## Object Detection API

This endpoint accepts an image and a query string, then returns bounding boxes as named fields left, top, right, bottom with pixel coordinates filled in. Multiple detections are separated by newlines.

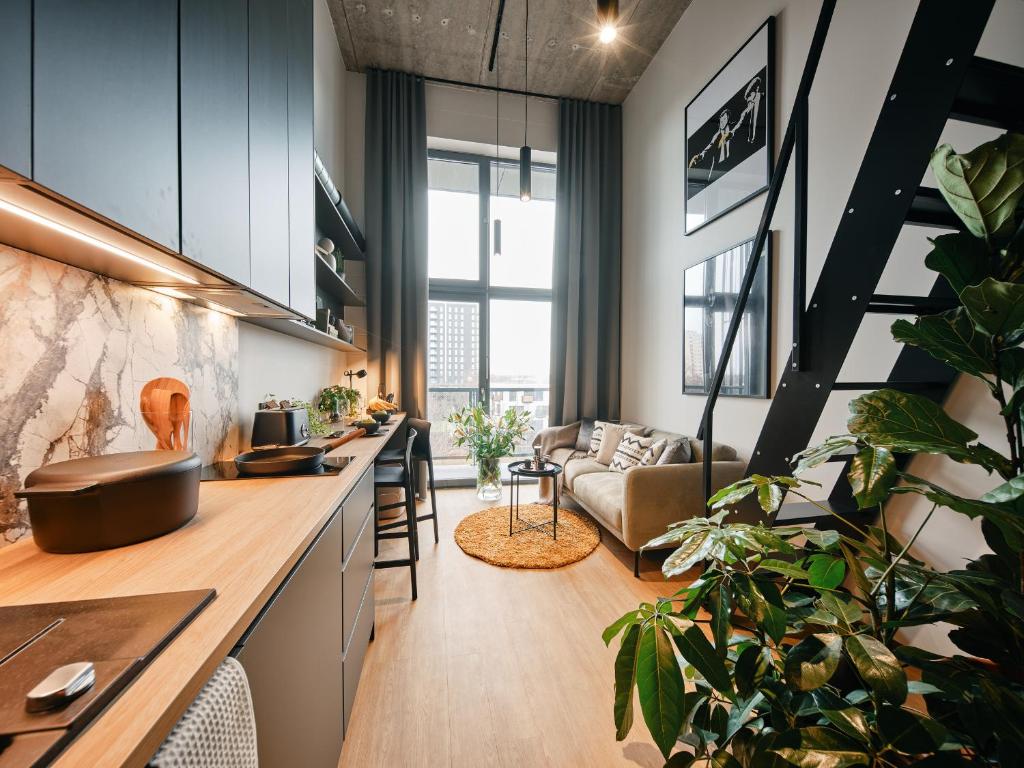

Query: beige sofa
left=534, top=422, right=745, bottom=575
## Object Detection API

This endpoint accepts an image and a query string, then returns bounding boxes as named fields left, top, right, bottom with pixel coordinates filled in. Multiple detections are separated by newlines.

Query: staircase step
left=950, top=56, right=1024, bottom=131
left=775, top=501, right=835, bottom=524
left=831, top=380, right=948, bottom=392
left=905, top=187, right=962, bottom=230
left=866, top=294, right=958, bottom=315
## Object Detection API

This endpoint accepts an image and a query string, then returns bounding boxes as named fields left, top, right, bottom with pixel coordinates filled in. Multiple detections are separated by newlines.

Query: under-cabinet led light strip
left=0, top=198, right=200, bottom=285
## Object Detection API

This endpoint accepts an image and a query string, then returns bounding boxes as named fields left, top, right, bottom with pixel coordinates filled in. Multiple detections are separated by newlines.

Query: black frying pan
left=233, top=446, right=325, bottom=475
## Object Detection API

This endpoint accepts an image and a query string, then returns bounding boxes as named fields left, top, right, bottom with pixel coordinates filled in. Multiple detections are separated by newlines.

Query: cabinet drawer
left=342, top=512, right=374, bottom=652
left=342, top=467, right=374, bottom=561
left=343, top=571, right=375, bottom=736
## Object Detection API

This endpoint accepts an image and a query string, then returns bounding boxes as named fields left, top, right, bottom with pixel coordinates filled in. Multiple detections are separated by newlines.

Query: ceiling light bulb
left=599, top=24, right=617, bottom=44
left=520, top=192, right=531, bottom=202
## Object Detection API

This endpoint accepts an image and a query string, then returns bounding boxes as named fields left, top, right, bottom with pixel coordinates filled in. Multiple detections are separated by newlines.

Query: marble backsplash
left=0, top=244, right=239, bottom=545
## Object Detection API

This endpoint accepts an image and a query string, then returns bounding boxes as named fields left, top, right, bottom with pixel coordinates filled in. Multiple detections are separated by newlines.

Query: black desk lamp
left=345, top=369, right=367, bottom=391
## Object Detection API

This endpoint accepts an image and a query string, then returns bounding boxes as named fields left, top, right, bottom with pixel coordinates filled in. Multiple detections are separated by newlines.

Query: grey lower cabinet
left=0, top=0, right=31, bottom=178
left=33, top=0, right=180, bottom=251
left=180, top=0, right=251, bottom=286
left=248, top=0, right=291, bottom=307
left=234, top=467, right=376, bottom=766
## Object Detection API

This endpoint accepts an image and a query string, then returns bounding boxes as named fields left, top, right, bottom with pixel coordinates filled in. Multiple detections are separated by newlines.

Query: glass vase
left=475, top=456, right=502, bottom=502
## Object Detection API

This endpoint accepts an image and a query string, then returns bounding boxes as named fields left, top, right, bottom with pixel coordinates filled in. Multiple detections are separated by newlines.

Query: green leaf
left=636, top=625, right=685, bottom=758
left=960, top=277, right=1024, bottom=348
left=673, top=624, right=733, bottom=696
left=743, top=578, right=789, bottom=645
left=759, top=559, right=810, bottom=580
left=758, top=482, right=784, bottom=513
left=603, top=610, right=641, bottom=647
left=848, top=388, right=976, bottom=455
left=820, top=707, right=872, bottom=745
left=847, top=446, right=897, bottom=509
left=710, top=585, right=731, bottom=652
left=819, top=592, right=862, bottom=628
left=613, top=623, right=642, bottom=740
left=735, top=644, right=773, bottom=699
left=807, top=555, right=847, bottom=590
left=877, top=705, right=947, bottom=754
left=709, top=478, right=758, bottom=509
left=724, top=693, right=764, bottom=744
left=791, top=436, right=859, bottom=475
left=845, top=634, right=907, bottom=705
left=980, top=475, right=1024, bottom=504
left=930, top=133, right=1024, bottom=240
left=771, top=726, right=870, bottom=768
left=664, top=752, right=697, bottom=767
left=802, top=528, right=841, bottom=550
left=891, top=309, right=995, bottom=381
left=924, top=231, right=995, bottom=294
left=661, top=530, right=715, bottom=577
left=784, top=633, right=843, bottom=691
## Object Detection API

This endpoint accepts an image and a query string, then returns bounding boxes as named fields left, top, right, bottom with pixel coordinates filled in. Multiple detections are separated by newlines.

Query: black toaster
left=251, top=407, right=311, bottom=448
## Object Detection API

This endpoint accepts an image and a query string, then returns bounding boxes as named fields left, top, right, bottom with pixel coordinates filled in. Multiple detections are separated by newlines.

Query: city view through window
left=426, top=151, right=556, bottom=466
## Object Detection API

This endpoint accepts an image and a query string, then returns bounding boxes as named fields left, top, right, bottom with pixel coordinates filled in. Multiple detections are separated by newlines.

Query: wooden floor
left=339, top=487, right=688, bottom=768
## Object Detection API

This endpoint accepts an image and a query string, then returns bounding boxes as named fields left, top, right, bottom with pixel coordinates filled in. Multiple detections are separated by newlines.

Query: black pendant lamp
left=493, top=30, right=502, bottom=256
left=597, top=0, right=618, bottom=44
left=519, top=0, right=532, bottom=202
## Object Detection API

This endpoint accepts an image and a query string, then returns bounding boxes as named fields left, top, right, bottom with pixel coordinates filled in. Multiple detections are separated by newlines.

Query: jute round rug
left=454, top=503, right=600, bottom=569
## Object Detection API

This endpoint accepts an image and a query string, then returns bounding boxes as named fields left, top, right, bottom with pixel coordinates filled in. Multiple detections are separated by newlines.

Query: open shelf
left=242, top=316, right=365, bottom=354
left=315, top=253, right=365, bottom=307
left=314, top=176, right=365, bottom=262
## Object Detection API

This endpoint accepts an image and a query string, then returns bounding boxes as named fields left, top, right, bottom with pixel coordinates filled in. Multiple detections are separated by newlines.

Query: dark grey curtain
left=364, top=69, right=428, bottom=418
left=549, top=98, right=623, bottom=425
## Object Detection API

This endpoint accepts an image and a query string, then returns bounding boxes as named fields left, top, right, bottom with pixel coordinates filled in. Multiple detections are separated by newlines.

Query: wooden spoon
left=140, top=378, right=191, bottom=451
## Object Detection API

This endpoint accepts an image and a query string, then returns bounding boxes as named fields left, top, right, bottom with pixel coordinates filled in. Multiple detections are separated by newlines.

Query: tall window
left=426, top=150, right=556, bottom=464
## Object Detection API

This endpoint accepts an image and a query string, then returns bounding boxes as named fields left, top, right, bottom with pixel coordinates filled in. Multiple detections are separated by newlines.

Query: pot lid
left=25, top=451, right=201, bottom=488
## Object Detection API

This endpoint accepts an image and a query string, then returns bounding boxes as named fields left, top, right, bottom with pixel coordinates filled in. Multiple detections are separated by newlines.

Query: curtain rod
left=423, top=75, right=560, bottom=103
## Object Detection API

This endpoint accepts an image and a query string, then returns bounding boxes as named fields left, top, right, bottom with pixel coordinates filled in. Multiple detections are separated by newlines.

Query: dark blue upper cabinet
left=181, top=0, right=251, bottom=286
left=0, top=0, right=31, bottom=178
left=288, top=0, right=316, bottom=320
left=249, top=0, right=291, bottom=307
left=33, top=0, right=180, bottom=252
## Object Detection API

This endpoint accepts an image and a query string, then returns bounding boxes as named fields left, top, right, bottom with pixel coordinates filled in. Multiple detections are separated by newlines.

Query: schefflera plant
left=606, top=132, right=1024, bottom=768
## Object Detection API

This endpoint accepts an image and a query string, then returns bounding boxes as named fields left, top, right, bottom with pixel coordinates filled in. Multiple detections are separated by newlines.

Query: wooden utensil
left=140, top=378, right=191, bottom=451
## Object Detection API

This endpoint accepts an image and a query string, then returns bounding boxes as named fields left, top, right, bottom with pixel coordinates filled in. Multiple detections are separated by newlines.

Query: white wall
left=314, top=0, right=348, bottom=191
left=620, top=0, right=1024, bottom=652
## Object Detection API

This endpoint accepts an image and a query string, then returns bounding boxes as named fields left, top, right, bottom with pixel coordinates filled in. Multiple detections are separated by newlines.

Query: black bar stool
left=374, top=428, right=418, bottom=600
left=376, top=418, right=439, bottom=552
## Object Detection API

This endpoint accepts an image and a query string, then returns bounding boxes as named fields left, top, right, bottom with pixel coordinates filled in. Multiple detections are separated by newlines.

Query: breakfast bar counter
left=0, top=415, right=404, bottom=768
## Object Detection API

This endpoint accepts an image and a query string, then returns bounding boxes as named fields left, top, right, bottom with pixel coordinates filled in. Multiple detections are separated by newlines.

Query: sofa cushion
left=576, top=418, right=596, bottom=452
left=641, top=438, right=668, bottom=466
left=657, top=438, right=692, bottom=465
left=563, top=457, right=607, bottom=493
left=611, top=434, right=654, bottom=473
left=596, top=423, right=646, bottom=465
left=573, top=472, right=624, bottom=533
left=690, top=439, right=738, bottom=462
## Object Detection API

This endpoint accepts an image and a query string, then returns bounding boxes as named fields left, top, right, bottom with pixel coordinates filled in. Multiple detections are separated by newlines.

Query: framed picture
left=683, top=235, right=772, bottom=398
left=684, top=17, right=775, bottom=234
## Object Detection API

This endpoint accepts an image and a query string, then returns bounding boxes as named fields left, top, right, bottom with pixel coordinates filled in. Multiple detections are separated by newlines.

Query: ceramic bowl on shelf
left=370, top=411, right=389, bottom=425
left=353, top=419, right=380, bottom=435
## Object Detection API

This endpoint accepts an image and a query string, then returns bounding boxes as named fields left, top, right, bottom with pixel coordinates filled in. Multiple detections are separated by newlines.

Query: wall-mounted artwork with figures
left=685, top=17, right=774, bottom=234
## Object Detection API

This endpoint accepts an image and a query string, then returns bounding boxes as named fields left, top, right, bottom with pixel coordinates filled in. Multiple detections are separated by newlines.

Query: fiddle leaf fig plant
left=608, top=133, right=1024, bottom=767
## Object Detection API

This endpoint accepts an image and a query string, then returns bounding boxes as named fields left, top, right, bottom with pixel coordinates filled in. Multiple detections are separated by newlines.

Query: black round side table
left=506, top=460, right=563, bottom=540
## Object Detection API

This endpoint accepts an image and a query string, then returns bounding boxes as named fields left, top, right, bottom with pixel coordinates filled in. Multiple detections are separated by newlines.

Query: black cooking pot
left=15, top=451, right=201, bottom=554
left=233, top=446, right=325, bottom=475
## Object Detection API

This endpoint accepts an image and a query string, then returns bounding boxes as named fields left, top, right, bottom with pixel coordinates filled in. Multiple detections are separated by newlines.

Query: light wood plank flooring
left=339, top=487, right=688, bottom=768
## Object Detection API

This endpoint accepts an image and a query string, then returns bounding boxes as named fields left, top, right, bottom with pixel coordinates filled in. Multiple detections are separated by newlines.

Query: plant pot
left=476, top=457, right=502, bottom=501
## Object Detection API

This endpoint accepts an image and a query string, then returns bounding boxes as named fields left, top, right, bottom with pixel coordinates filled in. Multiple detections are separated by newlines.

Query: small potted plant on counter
left=318, top=385, right=361, bottom=422
left=449, top=404, right=532, bottom=501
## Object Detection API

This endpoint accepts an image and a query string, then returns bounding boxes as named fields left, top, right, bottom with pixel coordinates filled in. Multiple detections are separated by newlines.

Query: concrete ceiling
left=325, top=0, right=692, bottom=104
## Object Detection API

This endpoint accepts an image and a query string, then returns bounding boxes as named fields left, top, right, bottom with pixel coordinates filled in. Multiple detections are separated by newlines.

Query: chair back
left=402, top=428, right=418, bottom=473
left=406, top=418, right=432, bottom=457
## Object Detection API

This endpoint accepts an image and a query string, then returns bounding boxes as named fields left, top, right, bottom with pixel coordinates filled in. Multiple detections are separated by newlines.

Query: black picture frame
left=682, top=234, right=773, bottom=399
left=684, top=17, right=775, bottom=235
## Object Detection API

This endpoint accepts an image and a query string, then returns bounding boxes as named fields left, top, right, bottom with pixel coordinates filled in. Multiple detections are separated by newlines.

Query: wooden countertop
left=0, top=414, right=405, bottom=768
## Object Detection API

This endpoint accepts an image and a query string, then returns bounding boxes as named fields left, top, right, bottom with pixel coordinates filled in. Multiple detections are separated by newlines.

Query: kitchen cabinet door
left=180, top=0, right=250, bottom=285
left=234, top=511, right=344, bottom=767
left=248, top=0, right=291, bottom=307
left=0, top=0, right=31, bottom=178
left=287, top=0, right=316, bottom=320
left=33, top=0, right=180, bottom=251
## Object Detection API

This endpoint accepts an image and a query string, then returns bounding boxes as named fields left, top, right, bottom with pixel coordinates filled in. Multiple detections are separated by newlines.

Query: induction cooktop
left=200, top=455, right=354, bottom=482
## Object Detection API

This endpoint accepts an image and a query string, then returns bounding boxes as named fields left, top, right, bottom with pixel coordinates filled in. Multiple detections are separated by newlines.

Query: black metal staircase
left=699, top=0, right=1024, bottom=527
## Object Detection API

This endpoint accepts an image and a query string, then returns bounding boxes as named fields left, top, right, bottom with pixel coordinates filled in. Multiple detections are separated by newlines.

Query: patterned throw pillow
left=656, top=438, right=693, bottom=465
left=641, top=438, right=667, bottom=466
left=589, top=421, right=610, bottom=456
left=611, top=434, right=655, bottom=473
